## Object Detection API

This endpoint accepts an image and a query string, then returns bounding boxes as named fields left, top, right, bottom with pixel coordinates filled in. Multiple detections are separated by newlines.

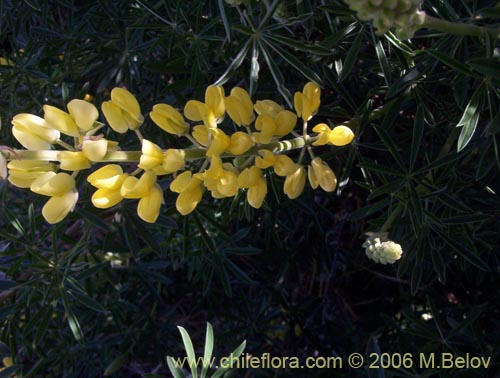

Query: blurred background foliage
left=1, top=0, right=499, bottom=376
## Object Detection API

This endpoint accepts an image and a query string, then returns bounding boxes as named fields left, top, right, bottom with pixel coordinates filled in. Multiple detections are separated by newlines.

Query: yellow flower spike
left=7, top=160, right=55, bottom=188
left=228, top=131, right=253, bottom=155
left=254, top=99, right=284, bottom=118
left=225, top=87, right=254, bottom=126
left=58, top=151, right=91, bottom=171
left=255, top=150, right=276, bottom=169
left=67, top=99, right=99, bottom=133
left=294, top=82, right=321, bottom=121
left=150, top=103, right=188, bottom=136
left=137, top=184, right=163, bottom=223
left=207, top=128, right=230, bottom=157
left=82, top=139, right=109, bottom=162
left=192, top=125, right=210, bottom=147
left=42, top=189, right=79, bottom=224
left=311, top=123, right=332, bottom=146
left=162, top=149, right=185, bottom=173
left=139, top=139, right=163, bottom=171
left=273, top=155, right=296, bottom=176
left=12, top=113, right=61, bottom=150
left=30, top=171, right=75, bottom=196
left=87, top=164, right=125, bottom=189
left=308, top=157, right=337, bottom=192
left=43, top=105, right=80, bottom=137
left=102, top=88, right=144, bottom=133
left=248, top=176, right=267, bottom=209
left=120, top=171, right=157, bottom=199
left=284, top=164, right=306, bottom=199
left=205, top=85, right=226, bottom=119
left=274, top=110, right=298, bottom=136
left=329, top=125, right=355, bottom=146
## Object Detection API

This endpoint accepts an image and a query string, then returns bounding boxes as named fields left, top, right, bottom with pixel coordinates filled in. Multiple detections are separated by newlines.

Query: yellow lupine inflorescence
left=1, top=82, right=355, bottom=224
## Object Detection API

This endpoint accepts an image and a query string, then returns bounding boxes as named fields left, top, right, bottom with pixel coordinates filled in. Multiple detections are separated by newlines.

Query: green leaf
left=468, top=57, right=500, bottom=78
left=59, top=286, right=84, bottom=342
left=410, top=106, right=425, bottom=171
left=214, top=39, right=251, bottom=86
left=211, top=340, right=246, bottom=378
left=201, top=323, right=214, bottom=378
left=104, top=355, right=126, bottom=376
left=217, top=0, right=231, bottom=43
left=178, top=326, right=198, bottom=378
left=339, top=29, right=363, bottom=82
left=426, top=49, right=475, bottom=77
left=167, top=356, right=188, bottom=378
left=375, top=40, right=391, bottom=86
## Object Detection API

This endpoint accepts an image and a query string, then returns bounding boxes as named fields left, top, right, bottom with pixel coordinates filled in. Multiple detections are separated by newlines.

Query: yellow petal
left=311, top=123, right=331, bottom=146
left=329, top=125, right=355, bottom=146
left=205, top=85, right=225, bottom=118
left=308, top=164, right=319, bottom=189
left=192, top=125, right=209, bottom=146
left=82, top=139, right=108, bottom=161
left=7, top=160, right=54, bottom=188
left=91, top=188, right=123, bottom=208
left=247, top=177, right=267, bottom=209
left=12, top=114, right=61, bottom=150
left=110, top=87, right=143, bottom=124
left=31, top=172, right=75, bottom=196
left=274, top=110, right=297, bottom=136
left=137, top=184, right=163, bottom=223
left=58, top=151, right=91, bottom=171
left=184, top=100, right=207, bottom=122
left=67, top=99, right=99, bottom=132
left=283, top=165, right=306, bottom=199
left=162, top=149, right=185, bottom=173
left=254, top=100, right=283, bottom=117
left=311, top=157, right=337, bottom=192
left=102, top=101, right=129, bottom=133
left=228, top=131, right=253, bottom=155
left=217, top=170, right=238, bottom=197
left=170, top=171, right=193, bottom=193
left=225, top=87, right=253, bottom=126
left=43, top=105, right=79, bottom=137
left=207, top=128, right=230, bottom=157
left=303, top=82, right=321, bottom=114
left=150, top=104, right=187, bottom=135
left=255, top=150, right=276, bottom=169
left=274, top=155, right=296, bottom=176
left=176, top=184, right=203, bottom=215
left=87, top=164, right=125, bottom=189
left=42, top=189, right=78, bottom=224
left=120, top=171, right=156, bottom=199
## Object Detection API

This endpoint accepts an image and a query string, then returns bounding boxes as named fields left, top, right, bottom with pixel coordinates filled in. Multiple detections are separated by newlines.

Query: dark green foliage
left=1, top=0, right=500, bottom=377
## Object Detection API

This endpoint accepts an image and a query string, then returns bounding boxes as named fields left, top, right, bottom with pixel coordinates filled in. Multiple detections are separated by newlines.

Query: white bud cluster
left=362, top=232, right=403, bottom=264
left=346, top=0, right=425, bottom=39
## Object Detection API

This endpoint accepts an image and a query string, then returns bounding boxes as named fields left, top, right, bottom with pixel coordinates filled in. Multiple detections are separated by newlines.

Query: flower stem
left=421, top=13, right=500, bottom=38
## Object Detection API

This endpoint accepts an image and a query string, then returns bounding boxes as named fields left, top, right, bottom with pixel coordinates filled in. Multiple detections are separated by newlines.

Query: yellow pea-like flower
left=58, top=151, right=91, bottom=171
left=284, top=164, right=306, bottom=199
left=120, top=171, right=157, bottom=199
left=11, top=113, right=60, bottom=150
left=228, top=131, right=253, bottom=155
left=87, top=165, right=129, bottom=209
left=308, top=157, right=337, bottom=192
left=137, top=184, right=163, bottom=223
left=139, top=139, right=164, bottom=171
left=273, top=155, right=296, bottom=177
left=254, top=114, right=277, bottom=144
left=192, top=125, right=210, bottom=147
left=162, top=149, right=185, bottom=174
left=170, top=171, right=204, bottom=215
left=7, top=160, right=55, bottom=188
left=273, top=110, right=297, bottom=136
left=184, top=85, right=225, bottom=128
left=311, top=123, right=332, bottom=146
left=238, top=166, right=267, bottom=209
left=255, top=150, right=276, bottom=169
left=216, top=170, right=239, bottom=197
left=81, top=138, right=110, bottom=162
left=44, top=99, right=99, bottom=137
left=30, top=172, right=78, bottom=224
left=225, top=87, right=254, bottom=126
left=294, top=82, right=321, bottom=121
left=207, top=128, right=230, bottom=157
left=102, top=88, right=144, bottom=133
left=150, top=103, right=188, bottom=136
left=330, top=125, right=355, bottom=146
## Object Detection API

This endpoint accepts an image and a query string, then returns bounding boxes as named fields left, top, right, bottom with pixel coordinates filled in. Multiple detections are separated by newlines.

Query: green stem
left=421, top=13, right=500, bottom=39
